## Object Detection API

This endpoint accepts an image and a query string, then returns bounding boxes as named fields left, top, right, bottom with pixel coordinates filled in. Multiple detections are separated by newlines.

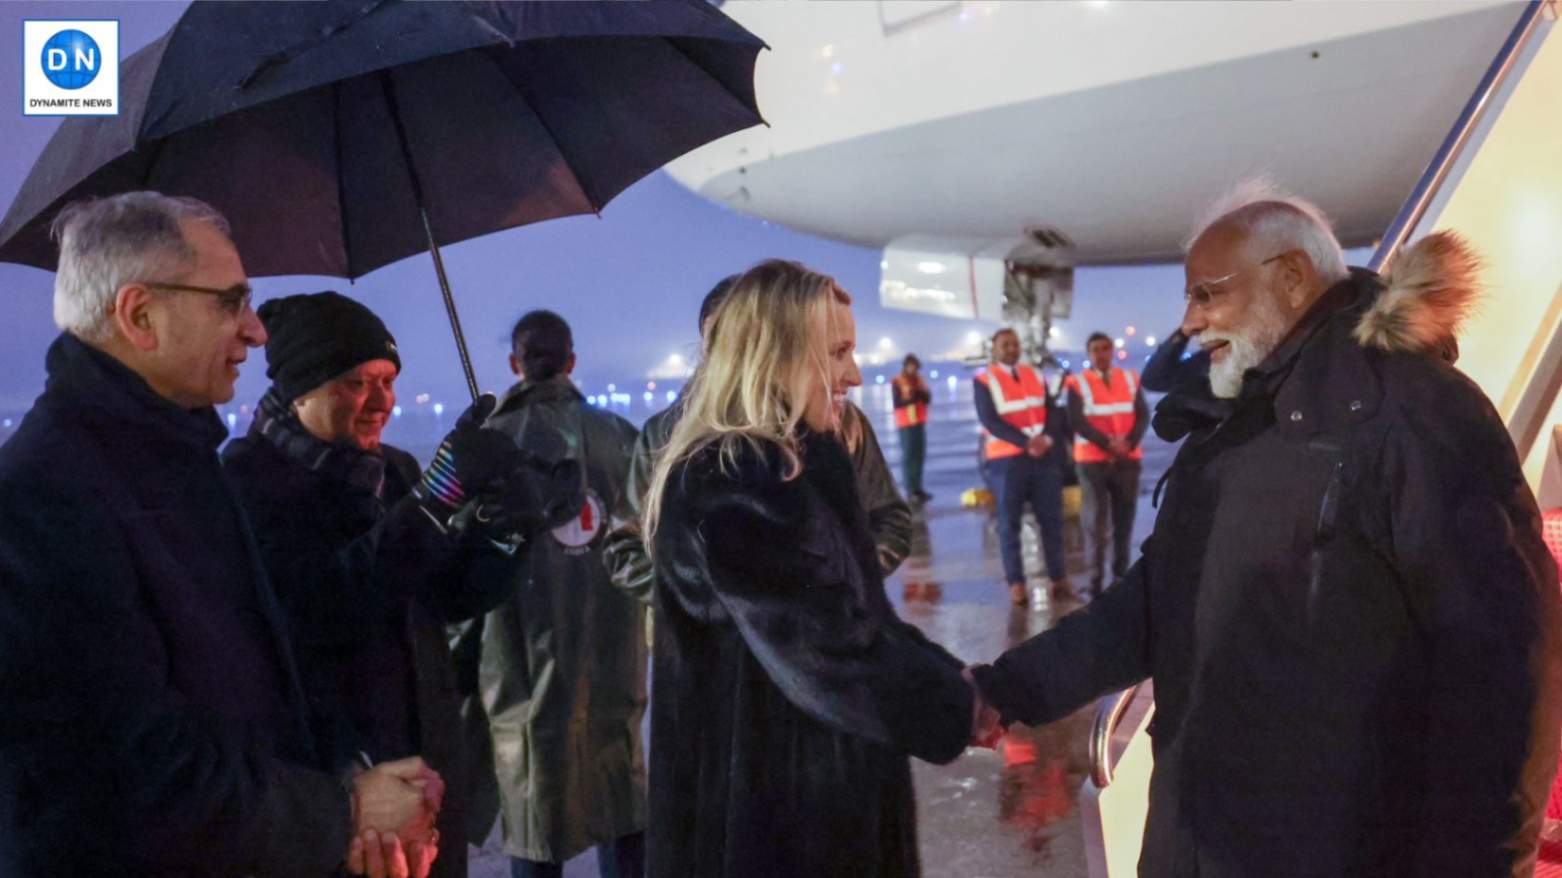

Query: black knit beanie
left=256, top=291, right=401, bottom=403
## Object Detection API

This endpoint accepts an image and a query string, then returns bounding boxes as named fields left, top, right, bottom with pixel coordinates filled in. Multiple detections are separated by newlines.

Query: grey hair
left=51, top=192, right=231, bottom=343
left=1183, top=177, right=1349, bottom=283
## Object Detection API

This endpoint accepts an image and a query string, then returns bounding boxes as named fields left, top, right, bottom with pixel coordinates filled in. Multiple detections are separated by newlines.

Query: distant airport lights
left=1145, top=336, right=1158, bottom=347
left=392, top=406, right=402, bottom=417
left=879, top=337, right=894, bottom=350
left=433, top=403, right=444, bottom=416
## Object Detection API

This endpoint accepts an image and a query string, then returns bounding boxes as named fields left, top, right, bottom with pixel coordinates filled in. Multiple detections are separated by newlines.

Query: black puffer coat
left=648, top=431, right=973, bottom=878
left=223, top=433, right=521, bottom=877
left=973, top=235, right=1562, bottom=877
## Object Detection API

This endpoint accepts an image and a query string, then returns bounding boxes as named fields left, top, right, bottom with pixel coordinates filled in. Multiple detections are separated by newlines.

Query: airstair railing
left=1089, top=683, right=1142, bottom=789
left=1370, top=0, right=1554, bottom=271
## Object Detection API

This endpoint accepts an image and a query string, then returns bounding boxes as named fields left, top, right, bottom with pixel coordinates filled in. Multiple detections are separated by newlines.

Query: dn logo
left=42, top=30, right=100, bottom=90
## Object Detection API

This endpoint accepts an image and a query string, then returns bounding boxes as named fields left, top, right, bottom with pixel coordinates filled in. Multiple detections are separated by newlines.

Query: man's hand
left=1107, top=437, right=1132, bottom=459
left=353, top=757, right=439, bottom=838
left=963, top=668, right=1004, bottom=748
left=1025, top=434, right=1053, bottom=458
left=414, top=395, right=523, bottom=521
left=348, top=829, right=439, bottom=878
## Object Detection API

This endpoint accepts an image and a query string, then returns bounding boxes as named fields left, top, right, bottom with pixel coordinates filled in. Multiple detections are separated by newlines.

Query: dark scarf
left=250, top=388, right=389, bottom=516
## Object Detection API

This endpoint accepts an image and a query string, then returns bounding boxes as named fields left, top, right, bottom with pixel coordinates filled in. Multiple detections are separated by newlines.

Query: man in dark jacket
left=0, top=192, right=432, bottom=877
left=223, top=292, right=565, bottom=878
left=970, top=190, right=1562, bottom=877
left=479, top=311, right=647, bottom=878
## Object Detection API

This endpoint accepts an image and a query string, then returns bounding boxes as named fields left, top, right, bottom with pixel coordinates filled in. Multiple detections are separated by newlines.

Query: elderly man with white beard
left=967, top=183, right=1562, bottom=877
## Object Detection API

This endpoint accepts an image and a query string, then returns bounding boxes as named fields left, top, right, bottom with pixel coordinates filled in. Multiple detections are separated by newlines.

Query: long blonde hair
left=643, top=259, right=851, bottom=547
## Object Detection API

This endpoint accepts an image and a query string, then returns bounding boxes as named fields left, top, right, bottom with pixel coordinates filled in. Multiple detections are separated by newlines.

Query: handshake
left=962, top=667, right=1004, bottom=749
left=414, top=394, right=585, bottom=542
left=347, top=756, right=444, bottom=878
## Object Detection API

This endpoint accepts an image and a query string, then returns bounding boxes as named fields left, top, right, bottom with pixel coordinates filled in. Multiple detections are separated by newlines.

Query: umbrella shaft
left=421, top=207, right=480, bottom=402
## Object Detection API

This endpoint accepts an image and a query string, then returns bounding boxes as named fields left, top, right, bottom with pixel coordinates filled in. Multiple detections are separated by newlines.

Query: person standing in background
left=480, top=310, right=647, bottom=878
left=1065, top=332, right=1149, bottom=597
left=892, top=354, right=933, bottom=503
left=974, top=328, right=1074, bottom=606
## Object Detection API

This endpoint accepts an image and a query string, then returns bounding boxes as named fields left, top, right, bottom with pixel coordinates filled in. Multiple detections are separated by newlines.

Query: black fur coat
left=647, top=431, right=972, bottom=878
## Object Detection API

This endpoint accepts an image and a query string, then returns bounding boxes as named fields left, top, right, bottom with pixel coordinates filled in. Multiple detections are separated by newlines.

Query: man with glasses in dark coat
left=0, top=192, right=437, bottom=877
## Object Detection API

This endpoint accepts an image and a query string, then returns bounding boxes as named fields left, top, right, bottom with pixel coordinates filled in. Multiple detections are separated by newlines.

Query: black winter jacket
left=222, top=431, right=520, bottom=878
left=647, top=431, right=972, bottom=878
left=0, top=335, right=352, bottom=877
left=973, top=243, right=1562, bottom=877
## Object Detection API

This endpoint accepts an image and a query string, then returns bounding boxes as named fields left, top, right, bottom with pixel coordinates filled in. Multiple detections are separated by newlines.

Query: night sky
left=0, top=0, right=1193, bottom=413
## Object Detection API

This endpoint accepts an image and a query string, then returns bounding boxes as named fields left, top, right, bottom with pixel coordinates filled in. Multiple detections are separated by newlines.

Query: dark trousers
left=510, top=832, right=645, bottom=878
left=898, top=424, right=927, bottom=495
left=1077, top=458, right=1141, bottom=591
left=984, top=454, right=1066, bottom=583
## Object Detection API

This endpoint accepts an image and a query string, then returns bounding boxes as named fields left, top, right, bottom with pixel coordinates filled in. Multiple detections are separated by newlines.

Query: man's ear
left=1277, top=251, right=1313, bottom=310
left=111, top=283, right=160, bottom=351
left=564, top=352, right=577, bottom=376
left=508, top=353, right=523, bottom=378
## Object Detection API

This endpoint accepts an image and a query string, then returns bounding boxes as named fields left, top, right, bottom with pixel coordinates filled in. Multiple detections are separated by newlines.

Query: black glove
left=480, top=452, right=586, bottom=538
left=414, top=394, right=523, bottom=521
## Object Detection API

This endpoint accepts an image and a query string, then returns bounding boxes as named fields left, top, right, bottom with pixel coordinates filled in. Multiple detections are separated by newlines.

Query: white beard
left=1196, top=295, right=1289, bottom=399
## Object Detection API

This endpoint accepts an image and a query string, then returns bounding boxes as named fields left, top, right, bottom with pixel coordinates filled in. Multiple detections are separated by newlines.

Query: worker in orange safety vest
left=973, top=328, right=1074, bottom=606
left=1064, top=332, right=1149, bottom=597
left=891, top=354, right=932, bottom=503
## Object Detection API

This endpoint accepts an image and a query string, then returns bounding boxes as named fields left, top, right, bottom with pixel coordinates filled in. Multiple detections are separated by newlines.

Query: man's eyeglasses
left=1183, top=253, right=1286, bottom=309
left=144, top=281, right=253, bottom=316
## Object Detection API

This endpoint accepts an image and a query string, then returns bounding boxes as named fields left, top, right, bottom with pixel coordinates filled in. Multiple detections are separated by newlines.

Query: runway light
left=239, top=404, right=251, bottom=415
left=392, top=406, right=402, bottom=417
left=965, top=330, right=983, bottom=345
left=879, top=337, right=894, bottom=350
left=415, top=393, right=430, bottom=404
left=433, top=403, right=444, bottom=416
left=875, top=375, right=886, bottom=385
left=1062, top=359, right=1072, bottom=369
left=1125, top=325, right=1137, bottom=337
left=916, top=261, right=946, bottom=274
left=947, top=375, right=958, bottom=388
left=667, top=353, right=683, bottom=365
left=930, top=370, right=940, bottom=379
left=647, top=381, right=657, bottom=391
left=643, top=392, right=654, bottom=403
left=665, top=390, right=677, bottom=403
left=2, top=419, right=10, bottom=428
left=1116, top=350, right=1128, bottom=361
left=1114, top=337, right=1126, bottom=349
left=607, top=383, right=616, bottom=392
left=1146, top=336, right=1158, bottom=347
left=226, top=413, right=237, bottom=428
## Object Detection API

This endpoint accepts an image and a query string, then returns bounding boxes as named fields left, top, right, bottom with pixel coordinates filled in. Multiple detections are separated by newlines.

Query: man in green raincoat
left=476, top=310, right=645, bottom=878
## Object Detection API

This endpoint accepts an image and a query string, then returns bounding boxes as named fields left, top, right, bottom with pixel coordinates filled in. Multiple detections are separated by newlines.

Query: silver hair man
left=51, top=191, right=230, bottom=343
left=1182, top=180, right=1349, bottom=398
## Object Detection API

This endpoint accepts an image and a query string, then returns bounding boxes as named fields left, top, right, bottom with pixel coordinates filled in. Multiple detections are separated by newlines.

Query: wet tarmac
left=468, top=380, right=1177, bottom=877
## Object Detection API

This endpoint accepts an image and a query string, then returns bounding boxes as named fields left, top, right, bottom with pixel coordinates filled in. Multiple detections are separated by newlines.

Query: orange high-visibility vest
left=892, top=375, right=929, bottom=428
left=975, top=364, right=1048, bottom=460
left=1068, top=367, right=1142, bottom=463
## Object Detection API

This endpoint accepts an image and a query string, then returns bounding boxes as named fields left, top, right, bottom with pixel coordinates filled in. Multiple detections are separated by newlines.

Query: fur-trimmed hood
left=1354, top=230, right=1482, bottom=357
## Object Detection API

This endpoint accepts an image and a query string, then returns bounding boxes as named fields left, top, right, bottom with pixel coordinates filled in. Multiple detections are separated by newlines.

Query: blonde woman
left=642, top=260, right=979, bottom=877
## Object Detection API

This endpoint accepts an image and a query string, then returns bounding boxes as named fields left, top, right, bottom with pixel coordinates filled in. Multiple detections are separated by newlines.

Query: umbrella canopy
left=0, top=0, right=764, bottom=278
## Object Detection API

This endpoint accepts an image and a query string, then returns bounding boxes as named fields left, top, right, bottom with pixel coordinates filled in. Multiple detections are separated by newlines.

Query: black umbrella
left=0, top=0, right=765, bottom=398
